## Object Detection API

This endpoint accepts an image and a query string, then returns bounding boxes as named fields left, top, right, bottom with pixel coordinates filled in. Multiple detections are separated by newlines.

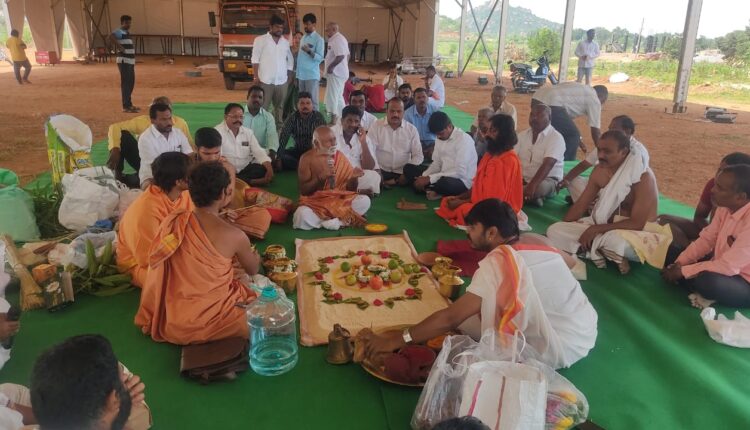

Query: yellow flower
left=559, top=391, right=577, bottom=403
left=555, top=416, right=575, bottom=430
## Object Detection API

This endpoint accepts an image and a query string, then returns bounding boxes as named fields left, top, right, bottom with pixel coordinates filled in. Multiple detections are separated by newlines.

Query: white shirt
left=251, top=32, right=294, bottom=85
left=325, top=32, right=350, bottom=79
left=532, top=82, right=602, bottom=128
left=331, top=124, right=379, bottom=170
left=422, top=127, right=477, bottom=188
left=383, top=74, right=404, bottom=99
left=585, top=135, right=650, bottom=167
left=336, top=110, right=377, bottom=131
left=215, top=121, right=271, bottom=172
left=369, top=119, right=424, bottom=174
left=575, top=40, right=600, bottom=68
left=517, top=124, right=566, bottom=182
left=137, top=125, right=193, bottom=186
left=428, top=74, right=445, bottom=108
left=472, top=101, right=518, bottom=130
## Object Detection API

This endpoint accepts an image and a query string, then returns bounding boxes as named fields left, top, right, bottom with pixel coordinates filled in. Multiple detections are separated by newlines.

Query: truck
left=209, top=0, right=298, bottom=90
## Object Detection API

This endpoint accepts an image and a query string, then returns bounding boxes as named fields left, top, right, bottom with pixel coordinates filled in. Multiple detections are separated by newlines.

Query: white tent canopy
left=3, top=0, right=438, bottom=60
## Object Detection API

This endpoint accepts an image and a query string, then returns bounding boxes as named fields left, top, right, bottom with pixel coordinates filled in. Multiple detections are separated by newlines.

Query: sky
left=439, top=0, right=750, bottom=39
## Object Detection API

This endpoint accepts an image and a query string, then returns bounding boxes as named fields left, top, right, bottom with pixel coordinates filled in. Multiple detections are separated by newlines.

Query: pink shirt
left=677, top=202, right=750, bottom=282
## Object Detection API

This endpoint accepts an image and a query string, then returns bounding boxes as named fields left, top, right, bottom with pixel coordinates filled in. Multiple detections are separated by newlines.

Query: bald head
left=312, top=126, right=336, bottom=153
left=325, top=22, right=339, bottom=37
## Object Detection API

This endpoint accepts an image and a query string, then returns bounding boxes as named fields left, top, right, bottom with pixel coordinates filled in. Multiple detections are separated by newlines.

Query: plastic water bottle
left=247, top=286, right=298, bottom=376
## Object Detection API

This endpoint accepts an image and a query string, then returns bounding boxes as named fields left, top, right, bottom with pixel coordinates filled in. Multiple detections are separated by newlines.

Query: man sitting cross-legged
left=277, top=91, right=327, bottom=170
left=117, top=152, right=193, bottom=288
left=662, top=164, right=750, bottom=309
left=365, top=199, right=597, bottom=369
left=404, top=88, right=439, bottom=159
left=559, top=114, right=649, bottom=203
left=517, top=103, right=565, bottom=207
left=332, top=105, right=382, bottom=195
left=547, top=130, right=670, bottom=274
left=658, top=152, right=750, bottom=253
left=136, top=103, right=193, bottom=189
left=293, top=126, right=371, bottom=230
left=472, top=107, right=495, bottom=159
left=215, top=103, right=274, bottom=186
left=408, top=111, right=477, bottom=200
left=135, top=161, right=260, bottom=344
left=369, top=98, right=423, bottom=187
left=436, top=113, right=527, bottom=230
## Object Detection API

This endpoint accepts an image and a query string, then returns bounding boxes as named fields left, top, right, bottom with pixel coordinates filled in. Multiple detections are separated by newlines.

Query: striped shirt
left=113, top=28, right=135, bottom=65
left=278, top=111, right=326, bottom=155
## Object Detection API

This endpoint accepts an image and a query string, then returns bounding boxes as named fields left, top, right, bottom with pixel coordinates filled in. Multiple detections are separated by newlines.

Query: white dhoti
left=324, top=74, right=346, bottom=120
left=567, top=176, right=588, bottom=202
left=293, top=194, right=371, bottom=230
left=357, top=170, right=381, bottom=195
left=546, top=218, right=639, bottom=268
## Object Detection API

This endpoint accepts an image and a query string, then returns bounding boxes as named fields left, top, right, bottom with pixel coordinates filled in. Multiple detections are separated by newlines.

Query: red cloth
left=364, top=84, right=386, bottom=113
left=343, top=80, right=355, bottom=104
left=436, top=240, right=559, bottom=277
left=699, top=177, right=714, bottom=209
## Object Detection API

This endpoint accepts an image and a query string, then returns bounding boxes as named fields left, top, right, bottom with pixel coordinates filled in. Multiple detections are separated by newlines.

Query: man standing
left=296, top=13, right=324, bottom=111
left=575, top=29, right=600, bottom=86
left=333, top=105, right=381, bottom=194
left=137, top=103, right=193, bottom=189
left=409, top=111, right=477, bottom=200
left=517, top=104, right=565, bottom=207
left=532, top=82, right=608, bottom=161
left=369, top=98, right=423, bottom=187
left=277, top=92, right=326, bottom=170
left=5, top=30, right=30, bottom=85
left=243, top=85, right=280, bottom=162
left=293, top=126, right=370, bottom=231
left=547, top=131, right=668, bottom=274
left=106, top=96, right=193, bottom=187
left=324, top=22, right=350, bottom=123
left=215, top=103, right=273, bottom=186
left=471, top=85, right=517, bottom=133
left=424, top=65, right=445, bottom=108
left=110, top=15, right=138, bottom=113
left=662, top=165, right=750, bottom=309
left=404, top=88, right=439, bottom=159
left=251, top=15, right=294, bottom=126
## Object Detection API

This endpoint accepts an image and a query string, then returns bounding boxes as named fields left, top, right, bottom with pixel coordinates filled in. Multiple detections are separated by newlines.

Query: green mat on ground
left=9, top=104, right=750, bottom=429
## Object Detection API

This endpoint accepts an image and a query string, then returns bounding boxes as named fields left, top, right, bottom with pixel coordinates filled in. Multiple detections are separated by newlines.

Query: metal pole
left=457, top=0, right=466, bottom=77
left=635, top=17, right=644, bottom=53
left=558, top=0, right=575, bottom=82
left=179, top=0, right=185, bottom=55
left=494, top=0, right=509, bottom=84
left=672, top=0, right=703, bottom=113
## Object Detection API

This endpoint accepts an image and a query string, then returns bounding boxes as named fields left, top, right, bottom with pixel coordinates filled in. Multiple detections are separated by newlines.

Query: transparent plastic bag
left=61, top=231, right=117, bottom=269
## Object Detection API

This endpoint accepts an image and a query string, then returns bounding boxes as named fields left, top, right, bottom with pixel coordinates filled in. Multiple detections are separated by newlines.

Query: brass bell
left=326, top=324, right=354, bottom=365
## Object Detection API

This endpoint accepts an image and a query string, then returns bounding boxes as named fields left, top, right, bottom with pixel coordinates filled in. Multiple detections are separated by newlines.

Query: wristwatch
left=402, top=328, right=413, bottom=345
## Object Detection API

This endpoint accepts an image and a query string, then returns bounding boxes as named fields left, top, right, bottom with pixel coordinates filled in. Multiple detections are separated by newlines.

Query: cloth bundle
left=233, top=207, right=272, bottom=240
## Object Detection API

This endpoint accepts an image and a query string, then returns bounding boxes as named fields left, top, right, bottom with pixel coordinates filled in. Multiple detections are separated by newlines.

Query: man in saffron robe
left=292, top=126, right=371, bottom=230
left=365, top=199, right=597, bottom=369
left=117, top=152, right=193, bottom=288
left=135, top=162, right=261, bottom=345
left=436, top=113, right=528, bottom=230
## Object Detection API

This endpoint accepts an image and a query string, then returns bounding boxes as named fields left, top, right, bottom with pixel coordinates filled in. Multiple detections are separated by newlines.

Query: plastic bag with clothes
left=411, top=330, right=588, bottom=430
left=58, top=166, right=120, bottom=231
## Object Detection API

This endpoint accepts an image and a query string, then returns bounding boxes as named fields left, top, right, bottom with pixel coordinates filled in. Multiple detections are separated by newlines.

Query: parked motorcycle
left=508, top=51, right=558, bottom=93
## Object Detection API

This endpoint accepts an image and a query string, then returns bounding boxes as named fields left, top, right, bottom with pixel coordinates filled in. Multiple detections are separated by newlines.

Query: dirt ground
left=0, top=56, right=748, bottom=205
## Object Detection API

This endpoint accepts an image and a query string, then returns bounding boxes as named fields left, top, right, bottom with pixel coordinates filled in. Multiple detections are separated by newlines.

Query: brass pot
left=270, top=257, right=297, bottom=273
left=264, top=244, right=286, bottom=260
left=326, top=324, right=353, bottom=364
left=437, top=268, right=464, bottom=299
left=269, top=271, right=298, bottom=295
left=431, top=257, right=454, bottom=278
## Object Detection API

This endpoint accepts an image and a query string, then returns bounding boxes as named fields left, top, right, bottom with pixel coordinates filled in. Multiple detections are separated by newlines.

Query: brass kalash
left=431, top=257, right=464, bottom=299
left=326, top=324, right=354, bottom=364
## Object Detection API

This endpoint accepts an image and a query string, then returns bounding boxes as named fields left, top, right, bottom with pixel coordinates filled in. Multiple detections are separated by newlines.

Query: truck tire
left=224, top=75, right=236, bottom=90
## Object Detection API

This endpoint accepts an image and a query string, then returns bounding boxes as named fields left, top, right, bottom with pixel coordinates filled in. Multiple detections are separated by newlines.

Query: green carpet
left=8, top=104, right=750, bottom=429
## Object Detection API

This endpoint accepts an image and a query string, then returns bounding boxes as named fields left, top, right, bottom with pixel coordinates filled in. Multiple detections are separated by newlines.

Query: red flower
left=333, top=292, right=343, bottom=301
left=314, top=272, right=323, bottom=280
left=405, top=288, right=416, bottom=296
left=380, top=251, right=390, bottom=258
left=324, top=257, right=335, bottom=264
left=373, top=299, right=383, bottom=306
left=356, top=250, right=365, bottom=256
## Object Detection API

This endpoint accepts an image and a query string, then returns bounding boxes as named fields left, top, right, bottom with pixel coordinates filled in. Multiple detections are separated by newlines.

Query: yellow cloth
left=116, top=185, right=193, bottom=287
left=617, top=221, right=673, bottom=269
left=5, top=36, right=27, bottom=62
left=107, top=115, right=194, bottom=150
left=135, top=210, right=255, bottom=345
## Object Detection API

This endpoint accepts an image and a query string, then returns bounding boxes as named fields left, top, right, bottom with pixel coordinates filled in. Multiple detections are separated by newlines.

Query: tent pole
left=672, top=0, right=702, bottom=113
left=179, top=0, right=185, bottom=55
left=456, top=0, right=466, bottom=77
left=558, top=0, right=575, bottom=82
left=494, top=0, right=509, bottom=84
